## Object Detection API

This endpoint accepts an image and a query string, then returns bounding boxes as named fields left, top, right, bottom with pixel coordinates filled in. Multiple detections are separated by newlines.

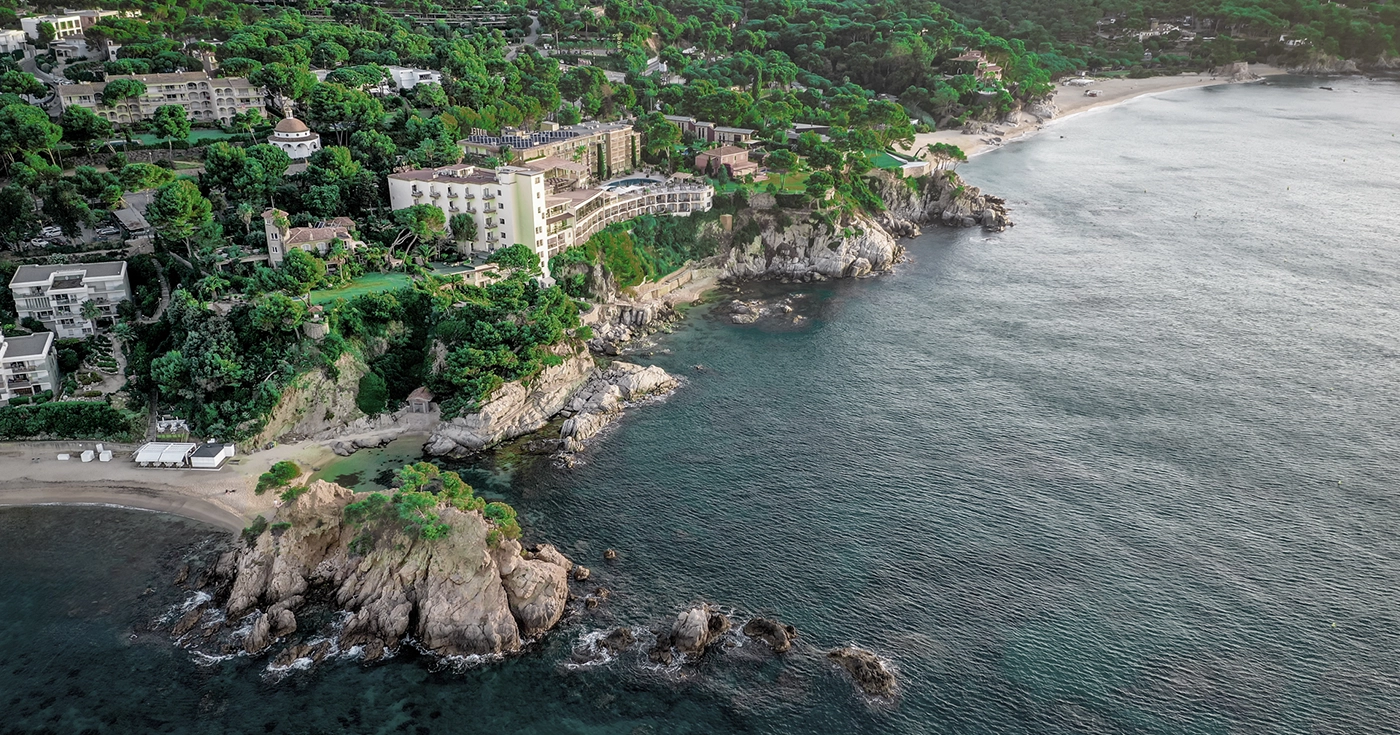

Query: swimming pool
left=605, top=177, right=664, bottom=189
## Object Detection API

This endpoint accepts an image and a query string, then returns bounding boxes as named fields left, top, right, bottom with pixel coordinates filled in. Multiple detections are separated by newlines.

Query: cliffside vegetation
left=342, top=462, right=521, bottom=546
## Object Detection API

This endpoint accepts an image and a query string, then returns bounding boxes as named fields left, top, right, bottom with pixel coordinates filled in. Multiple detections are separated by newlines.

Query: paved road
left=506, top=14, right=540, bottom=60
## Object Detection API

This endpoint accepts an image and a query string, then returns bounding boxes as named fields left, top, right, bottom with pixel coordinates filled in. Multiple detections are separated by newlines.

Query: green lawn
left=866, top=149, right=910, bottom=170
left=764, top=171, right=810, bottom=192
left=310, top=272, right=412, bottom=305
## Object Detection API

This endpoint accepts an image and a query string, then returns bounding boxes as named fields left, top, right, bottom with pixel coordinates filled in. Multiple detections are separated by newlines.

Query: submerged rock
left=828, top=646, right=896, bottom=697
left=600, top=627, right=634, bottom=653
left=742, top=617, right=798, bottom=653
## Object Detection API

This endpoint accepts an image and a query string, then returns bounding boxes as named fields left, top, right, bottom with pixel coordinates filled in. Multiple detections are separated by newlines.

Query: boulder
left=828, top=646, right=896, bottom=697
left=600, top=627, right=634, bottom=653
left=671, top=604, right=731, bottom=655
left=742, top=617, right=797, bottom=653
left=244, top=612, right=273, bottom=655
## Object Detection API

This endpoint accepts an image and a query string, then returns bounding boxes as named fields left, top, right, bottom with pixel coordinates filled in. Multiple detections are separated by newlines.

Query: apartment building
left=21, top=9, right=130, bottom=40
left=0, top=331, right=59, bottom=401
left=387, top=165, right=713, bottom=268
left=388, top=165, right=551, bottom=268
left=0, top=30, right=29, bottom=54
left=8, top=261, right=130, bottom=339
left=460, top=121, right=641, bottom=179
left=663, top=115, right=757, bottom=146
left=57, top=71, right=266, bottom=125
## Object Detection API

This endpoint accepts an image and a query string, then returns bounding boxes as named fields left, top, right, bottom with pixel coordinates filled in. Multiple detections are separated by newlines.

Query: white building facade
left=387, top=165, right=714, bottom=272
left=0, top=30, right=30, bottom=54
left=8, top=261, right=131, bottom=339
left=0, top=331, right=59, bottom=401
left=387, top=165, right=551, bottom=269
left=57, top=72, right=266, bottom=125
left=267, top=116, right=321, bottom=160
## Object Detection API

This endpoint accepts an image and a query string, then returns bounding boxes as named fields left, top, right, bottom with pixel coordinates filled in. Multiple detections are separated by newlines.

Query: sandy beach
left=0, top=438, right=358, bottom=531
left=901, top=65, right=1288, bottom=161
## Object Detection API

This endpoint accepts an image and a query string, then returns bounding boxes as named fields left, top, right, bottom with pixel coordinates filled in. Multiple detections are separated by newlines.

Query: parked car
left=40, top=226, right=62, bottom=237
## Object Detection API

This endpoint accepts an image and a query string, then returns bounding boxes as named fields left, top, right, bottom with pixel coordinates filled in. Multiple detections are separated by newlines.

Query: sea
left=3, top=74, right=1399, bottom=734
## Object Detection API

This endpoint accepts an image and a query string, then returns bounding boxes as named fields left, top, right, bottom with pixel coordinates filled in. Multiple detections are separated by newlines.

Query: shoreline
left=901, top=65, right=1288, bottom=161
left=0, top=480, right=247, bottom=532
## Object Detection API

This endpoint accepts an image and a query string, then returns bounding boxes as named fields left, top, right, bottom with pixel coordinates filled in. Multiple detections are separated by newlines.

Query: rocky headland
left=174, top=479, right=575, bottom=663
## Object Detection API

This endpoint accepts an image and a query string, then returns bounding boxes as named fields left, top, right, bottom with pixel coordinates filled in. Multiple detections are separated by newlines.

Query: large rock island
left=207, top=470, right=573, bottom=661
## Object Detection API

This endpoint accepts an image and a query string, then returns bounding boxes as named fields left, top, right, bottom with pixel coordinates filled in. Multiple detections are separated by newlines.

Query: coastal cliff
left=869, top=169, right=1013, bottom=234
left=720, top=209, right=903, bottom=281
left=210, top=479, right=572, bottom=661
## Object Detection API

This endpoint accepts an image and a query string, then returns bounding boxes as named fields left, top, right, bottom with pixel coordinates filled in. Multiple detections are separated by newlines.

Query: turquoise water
left=4, top=75, right=1400, bottom=732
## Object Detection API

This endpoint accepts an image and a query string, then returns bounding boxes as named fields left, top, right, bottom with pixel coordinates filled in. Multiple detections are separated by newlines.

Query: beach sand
left=901, top=65, right=1288, bottom=160
left=0, top=438, right=363, bottom=530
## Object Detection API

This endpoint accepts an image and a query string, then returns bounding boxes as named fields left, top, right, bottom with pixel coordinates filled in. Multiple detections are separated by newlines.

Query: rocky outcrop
left=720, top=210, right=902, bottom=282
left=742, top=617, right=798, bottom=653
left=247, top=352, right=370, bottom=449
left=869, top=169, right=1012, bottom=233
left=649, top=603, right=732, bottom=663
left=828, top=646, right=896, bottom=697
left=425, top=348, right=595, bottom=457
left=1214, top=61, right=1260, bottom=82
left=215, top=480, right=573, bottom=661
left=557, top=362, right=679, bottom=459
left=1288, top=53, right=1361, bottom=75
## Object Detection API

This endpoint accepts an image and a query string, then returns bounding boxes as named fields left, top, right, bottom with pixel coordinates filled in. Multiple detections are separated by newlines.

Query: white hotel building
left=9, top=261, right=131, bottom=339
left=0, top=331, right=59, bottom=401
left=387, top=165, right=713, bottom=272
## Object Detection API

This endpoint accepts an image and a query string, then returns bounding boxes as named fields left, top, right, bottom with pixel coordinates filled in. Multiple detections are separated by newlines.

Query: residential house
left=695, top=145, right=759, bottom=178
left=8, top=261, right=130, bottom=339
left=261, top=210, right=363, bottom=267
left=664, top=115, right=757, bottom=145
left=0, top=30, right=29, bottom=54
left=0, top=331, right=59, bottom=401
left=950, top=50, right=1002, bottom=81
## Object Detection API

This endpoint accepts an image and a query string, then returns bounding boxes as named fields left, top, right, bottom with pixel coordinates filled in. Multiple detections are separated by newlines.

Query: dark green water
left=4, top=76, right=1400, bottom=733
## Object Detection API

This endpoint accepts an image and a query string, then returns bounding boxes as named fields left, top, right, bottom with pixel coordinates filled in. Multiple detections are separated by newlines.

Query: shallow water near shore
left=4, top=75, right=1400, bottom=733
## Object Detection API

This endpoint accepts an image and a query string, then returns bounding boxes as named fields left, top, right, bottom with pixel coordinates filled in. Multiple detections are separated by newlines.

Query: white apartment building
left=384, top=66, right=442, bottom=91
left=0, top=331, right=59, bottom=401
left=387, top=165, right=714, bottom=270
left=0, top=30, right=30, bottom=54
left=388, top=165, right=552, bottom=270
left=57, top=72, right=266, bottom=125
left=22, top=14, right=83, bottom=40
left=9, top=261, right=131, bottom=339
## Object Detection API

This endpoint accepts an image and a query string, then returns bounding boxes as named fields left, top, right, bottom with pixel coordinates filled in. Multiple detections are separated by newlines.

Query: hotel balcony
left=411, top=189, right=424, bottom=198
left=447, top=191, right=458, bottom=198
left=430, top=191, right=441, bottom=199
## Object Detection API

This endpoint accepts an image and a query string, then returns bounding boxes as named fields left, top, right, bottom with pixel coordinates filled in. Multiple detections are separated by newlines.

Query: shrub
left=356, top=371, right=388, bottom=415
left=255, top=460, right=301, bottom=495
left=343, top=463, right=496, bottom=544
left=0, top=401, right=140, bottom=440
left=279, top=485, right=308, bottom=504
left=241, top=515, right=268, bottom=546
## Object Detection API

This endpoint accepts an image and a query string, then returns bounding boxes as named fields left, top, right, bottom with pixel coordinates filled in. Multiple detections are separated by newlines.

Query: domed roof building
left=268, top=115, right=321, bottom=160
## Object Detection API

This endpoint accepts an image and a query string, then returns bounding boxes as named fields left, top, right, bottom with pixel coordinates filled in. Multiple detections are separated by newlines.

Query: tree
left=804, top=170, right=835, bottom=203
left=636, top=112, right=681, bottom=171
left=249, top=63, right=316, bottom=115
left=0, top=184, right=40, bottom=248
left=486, top=243, right=540, bottom=273
left=767, top=149, right=797, bottom=171
left=0, top=104, right=63, bottom=165
left=356, top=371, right=388, bottom=415
left=80, top=299, right=101, bottom=326
left=281, top=248, right=326, bottom=298
left=146, top=180, right=212, bottom=259
left=59, top=106, right=114, bottom=156
left=556, top=103, right=581, bottom=125
left=925, top=142, right=967, bottom=170
left=151, top=104, right=190, bottom=159
left=251, top=292, right=308, bottom=331
left=37, top=22, right=56, bottom=47
left=349, top=129, right=398, bottom=175
left=390, top=204, right=446, bottom=255
left=100, top=78, right=147, bottom=139
left=0, top=71, right=45, bottom=98
left=119, top=162, right=174, bottom=191
left=229, top=108, right=265, bottom=144
left=194, top=273, right=230, bottom=301
left=413, top=83, right=448, bottom=110
left=449, top=212, right=477, bottom=245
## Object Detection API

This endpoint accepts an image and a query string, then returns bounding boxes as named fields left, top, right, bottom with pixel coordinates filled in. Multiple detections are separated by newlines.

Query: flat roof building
left=0, top=331, right=59, bottom=402
left=460, top=121, right=641, bottom=179
left=9, top=261, right=130, bottom=339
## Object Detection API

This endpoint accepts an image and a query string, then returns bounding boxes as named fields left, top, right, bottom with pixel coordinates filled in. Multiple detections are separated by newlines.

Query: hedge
left=0, top=401, right=142, bottom=441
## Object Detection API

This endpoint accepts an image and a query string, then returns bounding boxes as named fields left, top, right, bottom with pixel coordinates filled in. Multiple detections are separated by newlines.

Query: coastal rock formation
left=720, top=210, right=902, bottom=282
left=649, top=604, right=732, bottom=663
left=249, top=352, right=369, bottom=448
left=871, top=169, right=1013, bottom=233
left=742, top=617, right=798, bottom=653
left=828, top=646, right=897, bottom=697
left=425, top=348, right=595, bottom=457
left=558, top=362, right=679, bottom=457
left=1288, top=53, right=1362, bottom=75
left=1215, top=61, right=1261, bottom=82
left=216, top=480, right=573, bottom=660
